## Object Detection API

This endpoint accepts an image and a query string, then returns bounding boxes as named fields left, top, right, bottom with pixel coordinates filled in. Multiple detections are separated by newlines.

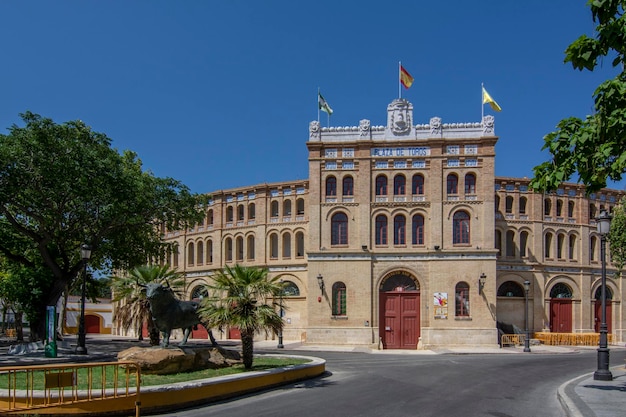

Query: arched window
left=544, top=199, right=552, bottom=216
left=394, top=175, right=406, bottom=195
left=282, top=281, right=300, bottom=296
left=465, top=173, right=476, bottom=194
left=394, top=215, right=406, bottom=245
left=594, top=286, right=613, bottom=301
left=550, top=283, right=572, bottom=299
left=225, top=238, right=232, bottom=262
left=247, top=235, right=255, bottom=260
left=412, top=214, right=424, bottom=245
left=296, top=198, right=305, bottom=215
left=332, top=282, right=347, bottom=316
left=495, top=230, right=502, bottom=256
left=197, top=241, right=204, bottom=265
left=519, top=197, right=527, bottom=215
left=412, top=174, right=424, bottom=195
left=497, top=281, right=525, bottom=297
left=453, top=211, right=470, bottom=244
left=187, top=242, right=195, bottom=265
left=226, top=206, right=234, bottom=222
left=556, top=199, right=563, bottom=217
left=447, top=174, right=458, bottom=195
left=455, top=282, right=470, bottom=317
left=568, top=201, right=575, bottom=218
left=375, top=215, right=388, bottom=245
left=271, top=201, right=279, bottom=217
left=331, top=212, right=348, bottom=245
left=506, top=230, right=515, bottom=257
left=207, top=209, right=214, bottom=226
left=283, top=200, right=292, bottom=216
left=282, top=232, right=291, bottom=258
left=544, top=233, right=553, bottom=258
left=505, top=196, right=513, bottom=213
left=191, top=286, right=208, bottom=300
left=375, top=175, right=388, bottom=196
left=237, top=204, right=244, bottom=221
left=590, top=236, right=597, bottom=261
left=325, top=176, right=337, bottom=196
left=295, top=231, right=304, bottom=257
left=206, top=240, right=213, bottom=264
left=248, top=203, right=256, bottom=220
left=569, top=234, right=576, bottom=260
left=557, top=233, right=565, bottom=259
left=520, top=231, right=529, bottom=257
left=590, top=203, right=597, bottom=220
left=269, top=233, right=278, bottom=259
left=236, top=236, right=244, bottom=261
left=495, top=195, right=500, bottom=212
left=342, top=176, right=354, bottom=196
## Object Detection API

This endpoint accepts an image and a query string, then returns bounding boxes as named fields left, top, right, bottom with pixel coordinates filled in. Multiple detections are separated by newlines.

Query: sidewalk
left=1, top=334, right=624, bottom=417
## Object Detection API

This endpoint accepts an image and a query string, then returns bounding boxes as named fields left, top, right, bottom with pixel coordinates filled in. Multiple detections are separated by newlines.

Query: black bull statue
left=140, top=282, right=217, bottom=347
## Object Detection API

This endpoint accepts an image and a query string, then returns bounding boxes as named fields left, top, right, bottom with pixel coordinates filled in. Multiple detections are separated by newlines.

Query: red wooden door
left=191, top=323, right=209, bottom=340
left=379, top=292, right=420, bottom=349
left=550, top=299, right=572, bottom=332
left=228, top=327, right=241, bottom=339
left=85, top=315, right=100, bottom=334
left=594, top=301, right=612, bottom=333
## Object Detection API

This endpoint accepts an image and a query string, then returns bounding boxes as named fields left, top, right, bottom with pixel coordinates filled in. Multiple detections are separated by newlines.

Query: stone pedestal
left=117, top=345, right=241, bottom=375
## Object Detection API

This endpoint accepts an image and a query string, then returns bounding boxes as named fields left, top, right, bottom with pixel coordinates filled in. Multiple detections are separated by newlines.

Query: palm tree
left=198, top=265, right=284, bottom=369
left=111, top=264, right=186, bottom=346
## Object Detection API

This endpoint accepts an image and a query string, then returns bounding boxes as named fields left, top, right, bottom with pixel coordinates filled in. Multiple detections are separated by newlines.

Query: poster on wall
left=434, top=292, right=448, bottom=319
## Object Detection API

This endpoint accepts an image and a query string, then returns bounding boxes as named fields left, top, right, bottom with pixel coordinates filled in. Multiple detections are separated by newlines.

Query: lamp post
left=594, top=210, right=612, bottom=381
left=478, top=273, right=486, bottom=295
left=523, top=280, right=531, bottom=353
left=277, top=279, right=284, bottom=349
left=76, top=244, right=91, bottom=355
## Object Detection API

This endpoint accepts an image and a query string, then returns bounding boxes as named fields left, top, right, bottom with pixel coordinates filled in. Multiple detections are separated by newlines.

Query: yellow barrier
left=0, top=361, right=141, bottom=416
left=534, top=332, right=614, bottom=346
left=501, top=334, right=525, bottom=347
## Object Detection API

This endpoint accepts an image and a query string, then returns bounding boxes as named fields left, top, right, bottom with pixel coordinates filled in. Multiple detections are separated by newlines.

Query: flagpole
left=481, top=82, right=484, bottom=122
left=317, top=87, right=320, bottom=123
left=398, top=61, right=402, bottom=99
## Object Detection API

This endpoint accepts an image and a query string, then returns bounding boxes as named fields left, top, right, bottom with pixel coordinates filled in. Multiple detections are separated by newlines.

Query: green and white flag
left=318, top=92, right=333, bottom=115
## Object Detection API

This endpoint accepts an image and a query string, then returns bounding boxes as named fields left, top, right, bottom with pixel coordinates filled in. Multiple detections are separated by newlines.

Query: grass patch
left=0, top=357, right=310, bottom=391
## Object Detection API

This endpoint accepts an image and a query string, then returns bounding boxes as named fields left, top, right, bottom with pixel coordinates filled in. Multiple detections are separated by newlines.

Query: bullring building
left=154, top=99, right=624, bottom=349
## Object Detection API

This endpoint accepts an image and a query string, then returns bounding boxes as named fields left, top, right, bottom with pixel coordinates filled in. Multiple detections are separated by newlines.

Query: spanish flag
left=400, top=65, right=414, bottom=89
left=482, top=86, right=502, bottom=112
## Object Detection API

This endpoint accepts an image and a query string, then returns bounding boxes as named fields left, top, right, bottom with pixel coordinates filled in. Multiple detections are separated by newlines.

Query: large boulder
left=117, top=346, right=242, bottom=375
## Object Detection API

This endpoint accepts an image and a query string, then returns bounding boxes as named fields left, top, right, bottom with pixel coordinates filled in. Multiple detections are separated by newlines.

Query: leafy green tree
left=608, top=197, right=626, bottom=277
left=531, top=0, right=626, bottom=193
left=199, top=265, right=284, bottom=369
left=111, top=264, right=186, bottom=346
left=0, top=112, right=207, bottom=340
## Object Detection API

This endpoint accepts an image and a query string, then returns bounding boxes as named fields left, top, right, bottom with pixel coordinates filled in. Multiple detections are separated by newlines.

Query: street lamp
left=277, top=279, right=284, bottom=349
left=76, top=244, right=91, bottom=355
left=523, top=280, right=531, bottom=353
left=594, top=209, right=612, bottom=381
left=478, top=273, right=486, bottom=295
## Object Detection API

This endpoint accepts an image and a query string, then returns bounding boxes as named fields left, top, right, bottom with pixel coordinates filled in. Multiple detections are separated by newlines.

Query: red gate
left=379, top=291, right=420, bottom=349
left=550, top=299, right=572, bottom=333
left=594, top=300, right=612, bottom=333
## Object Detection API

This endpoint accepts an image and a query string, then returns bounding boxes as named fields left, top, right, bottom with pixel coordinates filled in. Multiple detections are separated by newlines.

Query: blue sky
left=0, top=1, right=621, bottom=194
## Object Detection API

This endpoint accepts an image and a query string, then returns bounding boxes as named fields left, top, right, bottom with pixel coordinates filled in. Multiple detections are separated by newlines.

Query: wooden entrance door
left=550, top=299, right=572, bottom=332
left=594, top=301, right=612, bottom=333
left=379, top=291, right=420, bottom=349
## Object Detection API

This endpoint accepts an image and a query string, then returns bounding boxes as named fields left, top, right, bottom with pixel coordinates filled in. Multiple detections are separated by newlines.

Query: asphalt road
left=155, top=349, right=626, bottom=417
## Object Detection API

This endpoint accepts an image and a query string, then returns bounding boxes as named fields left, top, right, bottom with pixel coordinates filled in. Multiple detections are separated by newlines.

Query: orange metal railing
left=0, top=360, right=141, bottom=416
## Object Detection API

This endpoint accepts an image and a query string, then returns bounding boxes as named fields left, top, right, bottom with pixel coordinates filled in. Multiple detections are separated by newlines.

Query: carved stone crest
left=430, top=117, right=442, bottom=136
left=387, top=99, right=413, bottom=135
left=359, top=119, right=371, bottom=137
left=309, top=120, right=320, bottom=140
left=482, top=115, right=494, bottom=134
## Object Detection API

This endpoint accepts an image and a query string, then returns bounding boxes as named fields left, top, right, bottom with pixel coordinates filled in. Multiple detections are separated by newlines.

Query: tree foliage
left=531, top=0, right=626, bottom=193
left=198, top=265, right=284, bottom=369
left=0, top=112, right=207, bottom=339
left=111, top=264, right=186, bottom=346
left=608, top=197, right=626, bottom=277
